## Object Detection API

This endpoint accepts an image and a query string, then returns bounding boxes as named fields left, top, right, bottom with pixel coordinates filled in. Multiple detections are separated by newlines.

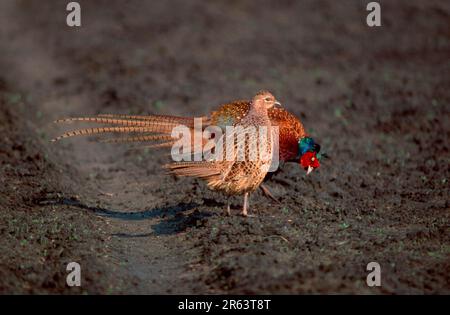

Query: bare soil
left=0, top=0, right=449, bottom=294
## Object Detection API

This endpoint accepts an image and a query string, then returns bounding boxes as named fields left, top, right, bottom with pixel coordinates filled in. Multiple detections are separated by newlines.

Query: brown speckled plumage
left=166, top=92, right=276, bottom=215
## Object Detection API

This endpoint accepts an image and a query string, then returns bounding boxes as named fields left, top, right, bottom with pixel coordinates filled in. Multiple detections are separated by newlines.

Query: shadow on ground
left=37, top=196, right=212, bottom=236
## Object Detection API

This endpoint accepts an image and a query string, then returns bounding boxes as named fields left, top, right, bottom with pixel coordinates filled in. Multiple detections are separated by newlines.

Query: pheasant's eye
left=265, top=97, right=271, bottom=102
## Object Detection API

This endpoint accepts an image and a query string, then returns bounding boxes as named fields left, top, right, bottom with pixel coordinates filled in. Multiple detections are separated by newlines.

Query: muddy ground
left=0, top=0, right=449, bottom=294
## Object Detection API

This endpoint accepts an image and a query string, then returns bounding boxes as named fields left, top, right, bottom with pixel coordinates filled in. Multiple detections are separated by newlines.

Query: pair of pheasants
left=52, top=91, right=322, bottom=216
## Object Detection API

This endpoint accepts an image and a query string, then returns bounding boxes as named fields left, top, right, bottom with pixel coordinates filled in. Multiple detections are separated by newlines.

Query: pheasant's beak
left=306, top=165, right=314, bottom=175
left=274, top=101, right=282, bottom=108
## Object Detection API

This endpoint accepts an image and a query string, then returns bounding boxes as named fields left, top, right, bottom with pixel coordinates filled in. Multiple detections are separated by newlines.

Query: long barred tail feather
left=50, top=126, right=159, bottom=142
left=55, top=116, right=194, bottom=133
left=96, top=113, right=202, bottom=125
left=54, top=117, right=159, bottom=127
left=142, top=141, right=177, bottom=149
left=100, top=134, right=174, bottom=143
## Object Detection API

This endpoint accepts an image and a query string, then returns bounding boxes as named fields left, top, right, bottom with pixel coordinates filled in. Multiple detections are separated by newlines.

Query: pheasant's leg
left=242, top=192, right=249, bottom=216
left=260, top=184, right=280, bottom=203
left=225, top=198, right=231, bottom=216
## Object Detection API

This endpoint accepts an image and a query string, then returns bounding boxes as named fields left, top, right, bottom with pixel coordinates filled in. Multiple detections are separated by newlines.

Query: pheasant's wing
left=164, top=160, right=224, bottom=181
left=210, top=100, right=251, bottom=128
left=164, top=125, right=239, bottom=181
left=164, top=123, right=255, bottom=182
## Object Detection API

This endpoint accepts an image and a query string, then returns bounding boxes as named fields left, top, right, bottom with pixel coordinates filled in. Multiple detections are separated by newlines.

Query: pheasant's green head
left=298, top=137, right=322, bottom=175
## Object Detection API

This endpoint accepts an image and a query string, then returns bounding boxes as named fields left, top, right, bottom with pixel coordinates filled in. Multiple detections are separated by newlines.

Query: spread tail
left=52, top=114, right=209, bottom=142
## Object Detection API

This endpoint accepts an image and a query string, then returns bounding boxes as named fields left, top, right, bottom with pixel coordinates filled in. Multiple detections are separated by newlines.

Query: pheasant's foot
left=260, top=184, right=280, bottom=203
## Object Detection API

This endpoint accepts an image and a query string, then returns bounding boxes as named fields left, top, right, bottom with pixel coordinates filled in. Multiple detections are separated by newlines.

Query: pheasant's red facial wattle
left=300, top=151, right=320, bottom=175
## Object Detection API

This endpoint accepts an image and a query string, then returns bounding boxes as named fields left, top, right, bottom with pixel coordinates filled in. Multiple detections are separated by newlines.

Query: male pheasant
left=52, top=91, right=322, bottom=213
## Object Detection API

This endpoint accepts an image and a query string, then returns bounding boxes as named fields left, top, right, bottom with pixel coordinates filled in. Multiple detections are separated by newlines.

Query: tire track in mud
left=0, top=0, right=199, bottom=294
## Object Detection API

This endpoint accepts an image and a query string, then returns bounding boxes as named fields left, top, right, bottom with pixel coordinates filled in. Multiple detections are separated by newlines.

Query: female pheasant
left=52, top=91, right=322, bottom=212
left=165, top=91, right=276, bottom=216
